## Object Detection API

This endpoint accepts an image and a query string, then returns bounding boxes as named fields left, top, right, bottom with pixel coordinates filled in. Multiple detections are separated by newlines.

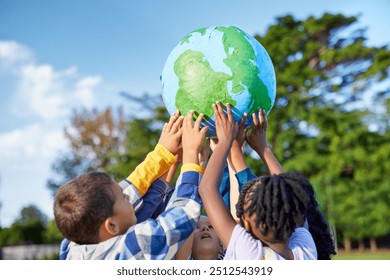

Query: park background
left=0, top=0, right=389, bottom=259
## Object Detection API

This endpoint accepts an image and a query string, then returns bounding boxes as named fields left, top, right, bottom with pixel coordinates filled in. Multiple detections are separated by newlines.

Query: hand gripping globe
left=161, top=26, right=276, bottom=137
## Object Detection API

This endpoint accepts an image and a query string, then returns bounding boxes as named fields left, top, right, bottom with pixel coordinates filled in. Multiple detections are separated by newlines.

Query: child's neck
left=192, top=251, right=219, bottom=260
left=267, top=242, right=294, bottom=260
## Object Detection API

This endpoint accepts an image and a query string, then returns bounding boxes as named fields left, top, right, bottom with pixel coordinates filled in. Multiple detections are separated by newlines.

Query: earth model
left=161, top=26, right=276, bottom=137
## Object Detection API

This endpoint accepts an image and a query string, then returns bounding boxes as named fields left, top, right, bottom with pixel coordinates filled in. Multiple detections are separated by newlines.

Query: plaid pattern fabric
left=61, top=170, right=202, bottom=260
left=119, top=179, right=144, bottom=213
left=135, top=179, right=175, bottom=223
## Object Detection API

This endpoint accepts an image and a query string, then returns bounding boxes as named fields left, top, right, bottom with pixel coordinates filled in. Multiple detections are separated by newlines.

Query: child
left=57, top=111, right=185, bottom=258
left=173, top=140, right=226, bottom=260
left=199, top=102, right=317, bottom=260
left=191, top=215, right=224, bottom=260
left=54, top=110, right=208, bottom=260
left=175, top=215, right=224, bottom=260
left=235, top=109, right=336, bottom=259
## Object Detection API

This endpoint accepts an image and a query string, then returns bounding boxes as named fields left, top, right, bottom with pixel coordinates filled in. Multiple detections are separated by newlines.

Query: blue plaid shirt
left=59, top=169, right=202, bottom=260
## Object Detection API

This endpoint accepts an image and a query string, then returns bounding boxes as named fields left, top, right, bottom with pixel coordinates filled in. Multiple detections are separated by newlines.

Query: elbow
left=198, top=181, right=213, bottom=199
left=198, top=184, right=207, bottom=198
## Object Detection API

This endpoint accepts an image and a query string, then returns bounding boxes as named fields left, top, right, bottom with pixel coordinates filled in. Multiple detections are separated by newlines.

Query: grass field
left=333, top=250, right=390, bottom=260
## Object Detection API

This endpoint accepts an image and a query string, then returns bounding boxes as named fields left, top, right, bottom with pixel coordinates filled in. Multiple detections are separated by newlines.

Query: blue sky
left=0, top=0, right=389, bottom=227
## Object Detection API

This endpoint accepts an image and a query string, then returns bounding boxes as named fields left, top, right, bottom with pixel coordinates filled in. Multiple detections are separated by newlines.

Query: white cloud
left=17, top=64, right=68, bottom=120
left=0, top=40, right=104, bottom=226
left=14, top=63, right=102, bottom=119
left=0, top=40, right=102, bottom=120
left=0, top=124, right=67, bottom=171
left=74, top=76, right=102, bottom=108
left=0, top=41, right=33, bottom=67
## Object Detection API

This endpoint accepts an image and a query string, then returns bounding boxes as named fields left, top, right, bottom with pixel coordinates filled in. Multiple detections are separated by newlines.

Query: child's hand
left=227, top=112, right=248, bottom=173
left=182, top=111, right=209, bottom=164
left=157, top=110, right=184, bottom=155
left=235, top=113, right=247, bottom=150
left=209, top=137, right=218, bottom=152
left=245, top=109, right=268, bottom=156
left=213, top=102, right=238, bottom=146
left=198, top=138, right=211, bottom=168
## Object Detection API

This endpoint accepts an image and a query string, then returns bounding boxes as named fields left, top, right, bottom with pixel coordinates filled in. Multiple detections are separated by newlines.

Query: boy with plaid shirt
left=54, top=111, right=208, bottom=260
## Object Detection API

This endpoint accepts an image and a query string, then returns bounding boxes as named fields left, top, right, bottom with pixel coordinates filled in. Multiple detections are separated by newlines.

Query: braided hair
left=283, top=173, right=336, bottom=259
left=236, top=172, right=311, bottom=243
left=236, top=172, right=336, bottom=259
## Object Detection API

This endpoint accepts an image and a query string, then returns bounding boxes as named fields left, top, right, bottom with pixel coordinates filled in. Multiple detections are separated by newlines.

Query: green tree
left=107, top=93, right=170, bottom=181
left=0, top=205, right=47, bottom=246
left=0, top=226, right=22, bottom=247
left=47, top=107, right=127, bottom=196
left=46, top=93, right=170, bottom=194
left=15, top=205, right=47, bottom=225
left=249, top=13, right=390, bottom=251
left=44, top=220, right=63, bottom=244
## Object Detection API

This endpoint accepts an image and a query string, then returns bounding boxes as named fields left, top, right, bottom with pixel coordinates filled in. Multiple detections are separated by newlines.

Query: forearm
left=260, top=146, right=284, bottom=175
left=166, top=163, right=203, bottom=209
left=134, top=168, right=202, bottom=260
left=200, top=142, right=230, bottom=197
left=164, top=161, right=180, bottom=185
left=201, top=179, right=236, bottom=248
left=227, top=141, right=248, bottom=173
left=119, top=144, right=177, bottom=213
left=228, top=163, right=240, bottom=221
left=199, top=141, right=237, bottom=247
left=127, top=143, right=177, bottom=196
left=175, top=232, right=194, bottom=260
left=227, top=142, right=247, bottom=219
left=235, top=167, right=256, bottom=191
left=129, top=196, right=201, bottom=260
left=135, top=179, right=174, bottom=222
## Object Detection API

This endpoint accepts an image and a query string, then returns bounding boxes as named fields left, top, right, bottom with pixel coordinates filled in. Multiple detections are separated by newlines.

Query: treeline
left=0, top=205, right=63, bottom=247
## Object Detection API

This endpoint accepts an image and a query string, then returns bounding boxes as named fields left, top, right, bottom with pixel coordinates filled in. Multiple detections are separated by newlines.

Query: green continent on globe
left=173, top=26, right=272, bottom=119
left=174, top=49, right=237, bottom=118
left=180, top=27, right=208, bottom=46
left=217, top=26, right=272, bottom=113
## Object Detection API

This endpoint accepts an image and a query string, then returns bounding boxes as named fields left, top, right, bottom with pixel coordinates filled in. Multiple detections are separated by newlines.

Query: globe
left=161, top=26, right=276, bottom=137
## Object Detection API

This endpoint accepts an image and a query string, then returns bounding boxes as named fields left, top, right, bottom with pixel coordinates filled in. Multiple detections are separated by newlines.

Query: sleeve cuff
left=154, top=143, right=177, bottom=165
left=126, top=143, right=177, bottom=196
left=235, top=167, right=256, bottom=191
left=181, top=163, right=204, bottom=175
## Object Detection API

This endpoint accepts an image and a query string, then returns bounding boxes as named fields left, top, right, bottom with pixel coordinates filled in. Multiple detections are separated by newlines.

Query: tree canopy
left=250, top=13, right=390, bottom=249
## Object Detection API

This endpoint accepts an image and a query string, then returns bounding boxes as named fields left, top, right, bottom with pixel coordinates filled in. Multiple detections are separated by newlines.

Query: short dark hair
left=236, top=172, right=311, bottom=242
left=53, top=171, right=116, bottom=244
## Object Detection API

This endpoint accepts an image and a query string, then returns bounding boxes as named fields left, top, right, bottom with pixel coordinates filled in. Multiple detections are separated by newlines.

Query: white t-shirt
left=224, top=224, right=317, bottom=260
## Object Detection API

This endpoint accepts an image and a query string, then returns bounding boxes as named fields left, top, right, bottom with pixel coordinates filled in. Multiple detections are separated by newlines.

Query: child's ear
left=103, top=217, right=120, bottom=236
left=243, top=218, right=251, bottom=232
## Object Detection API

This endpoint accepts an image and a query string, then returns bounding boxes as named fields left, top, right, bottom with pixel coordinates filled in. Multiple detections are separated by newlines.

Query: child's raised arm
left=120, top=110, right=184, bottom=213
left=227, top=113, right=248, bottom=221
left=199, top=102, right=238, bottom=248
left=246, top=109, right=284, bottom=175
left=181, top=111, right=209, bottom=165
